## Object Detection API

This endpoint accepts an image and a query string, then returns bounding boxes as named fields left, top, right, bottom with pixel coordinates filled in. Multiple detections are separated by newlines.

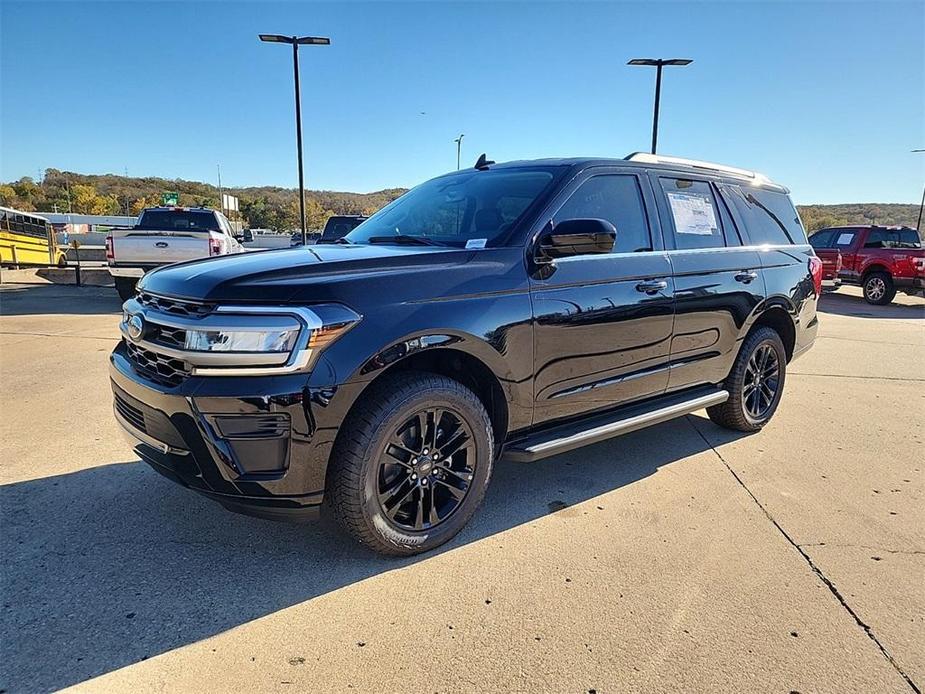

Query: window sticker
left=666, top=191, right=718, bottom=236
left=836, top=232, right=855, bottom=246
left=465, top=238, right=487, bottom=249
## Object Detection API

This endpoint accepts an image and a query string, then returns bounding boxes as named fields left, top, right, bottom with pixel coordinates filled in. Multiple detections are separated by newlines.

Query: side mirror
left=538, top=219, right=616, bottom=260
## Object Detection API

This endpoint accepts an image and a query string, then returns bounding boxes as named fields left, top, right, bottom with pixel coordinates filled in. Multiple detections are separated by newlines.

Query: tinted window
left=660, top=178, right=724, bottom=250
left=554, top=175, right=651, bottom=253
left=138, top=210, right=220, bottom=231
left=347, top=169, right=557, bottom=248
left=864, top=229, right=889, bottom=248
left=723, top=186, right=804, bottom=245
left=898, top=229, right=922, bottom=248
left=809, top=229, right=835, bottom=248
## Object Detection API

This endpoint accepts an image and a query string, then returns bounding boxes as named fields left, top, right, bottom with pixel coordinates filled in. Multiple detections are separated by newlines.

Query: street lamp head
left=259, top=34, right=331, bottom=45
left=295, top=36, right=331, bottom=45
left=628, top=57, right=693, bottom=67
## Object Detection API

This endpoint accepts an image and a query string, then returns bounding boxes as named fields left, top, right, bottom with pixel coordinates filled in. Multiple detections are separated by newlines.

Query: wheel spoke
left=439, top=430, right=470, bottom=458
left=381, top=477, right=415, bottom=516
left=414, top=490, right=425, bottom=530
left=434, top=477, right=467, bottom=501
left=427, top=484, right=440, bottom=525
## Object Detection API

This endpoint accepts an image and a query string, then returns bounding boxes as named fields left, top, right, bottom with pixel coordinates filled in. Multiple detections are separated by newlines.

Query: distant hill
left=798, top=203, right=920, bottom=234
left=0, top=169, right=919, bottom=234
left=0, top=169, right=407, bottom=232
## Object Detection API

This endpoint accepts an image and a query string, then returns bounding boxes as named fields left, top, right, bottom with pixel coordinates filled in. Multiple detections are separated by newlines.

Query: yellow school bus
left=0, top=206, right=66, bottom=267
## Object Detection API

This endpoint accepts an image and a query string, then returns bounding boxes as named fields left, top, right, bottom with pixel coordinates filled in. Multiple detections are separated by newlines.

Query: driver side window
left=554, top=175, right=652, bottom=253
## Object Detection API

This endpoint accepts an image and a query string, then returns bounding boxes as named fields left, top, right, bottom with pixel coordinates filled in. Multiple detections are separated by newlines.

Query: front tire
left=863, top=272, right=895, bottom=305
left=114, top=276, right=137, bottom=302
left=707, top=326, right=787, bottom=432
left=326, top=371, right=494, bottom=556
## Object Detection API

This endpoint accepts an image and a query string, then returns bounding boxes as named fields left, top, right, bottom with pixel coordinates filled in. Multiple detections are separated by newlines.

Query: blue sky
left=1, top=1, right=923, bottom=204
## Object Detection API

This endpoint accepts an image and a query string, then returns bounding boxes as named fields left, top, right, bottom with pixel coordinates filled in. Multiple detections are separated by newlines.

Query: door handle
left=735, top=271, right=758, bottom=284
left=635, top=280, right=668, bottom=294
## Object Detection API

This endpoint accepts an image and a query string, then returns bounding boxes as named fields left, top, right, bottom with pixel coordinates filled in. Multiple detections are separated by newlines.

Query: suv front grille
left=126, top=341, right=190, bottom=387
left=137, top=292, right=213, bottom=317
left=152, top=324, right=186, bottom=349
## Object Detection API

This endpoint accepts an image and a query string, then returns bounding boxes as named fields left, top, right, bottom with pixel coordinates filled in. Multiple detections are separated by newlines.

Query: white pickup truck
left=106, top=207, right=245, bottom=300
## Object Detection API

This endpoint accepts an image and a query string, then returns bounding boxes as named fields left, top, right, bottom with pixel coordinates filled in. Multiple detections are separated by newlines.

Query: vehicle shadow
left=0, top=415, right=742, bottom=692
left=0, top=283, right=121, bottom=317
left=818, top=290, right=925, bottom=320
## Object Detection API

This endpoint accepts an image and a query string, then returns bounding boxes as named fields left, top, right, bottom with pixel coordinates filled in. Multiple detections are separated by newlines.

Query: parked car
left=317, top=214, right=368, bottom=243
left=820, top=247, right=842, bottom=290
left=106, top=207, right=245, bottom=300
left=110, top=153, right=820, bottom=555
left=809, top=225, right=924, bottom=304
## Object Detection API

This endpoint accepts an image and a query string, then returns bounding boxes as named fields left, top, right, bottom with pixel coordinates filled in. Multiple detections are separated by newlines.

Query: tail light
left=105, top=236, right=114, bottom=262
left=809, top=255, right=823, bottom=296
left=913, top=257, right=925, bottom=273
left=209, top=237, right=222, bottom=256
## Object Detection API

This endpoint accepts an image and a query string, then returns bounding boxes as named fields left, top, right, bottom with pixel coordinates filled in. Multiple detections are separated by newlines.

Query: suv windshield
left=345, top=168, right=557, bottom=247
left=138, top=210, right=219, bottom=232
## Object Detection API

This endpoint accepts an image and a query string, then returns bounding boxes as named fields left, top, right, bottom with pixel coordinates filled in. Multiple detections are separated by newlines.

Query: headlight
left=184, top=327, right=299, bottom=353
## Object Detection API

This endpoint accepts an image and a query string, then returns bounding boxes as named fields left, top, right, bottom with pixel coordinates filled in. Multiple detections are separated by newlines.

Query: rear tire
left=326, top=371, right=494, bottom=556
left=707, top=326, right=787, bottom=432
left=114, top=276, right=137, bottom=302
left=863, top=272, right=895, bottom=305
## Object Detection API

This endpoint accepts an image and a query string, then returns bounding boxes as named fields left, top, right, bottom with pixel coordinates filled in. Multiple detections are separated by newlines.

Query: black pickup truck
left=110, top=153, right=821, bottom=555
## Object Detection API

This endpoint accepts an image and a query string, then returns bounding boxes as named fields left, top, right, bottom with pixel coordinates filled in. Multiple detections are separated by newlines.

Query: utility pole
left=217, top=164, right=224, bottom=215
left=914, top=149, right=924, bottom=232
left=454, top=134, right=465, bottom=170
left=627, top=58, right=693, bottom=154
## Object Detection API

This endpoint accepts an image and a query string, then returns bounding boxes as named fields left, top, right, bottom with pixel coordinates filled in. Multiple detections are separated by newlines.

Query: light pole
left=259, top=33, right=331, bottom=244
left=454, top=134, right=465, bottom=170
left=914, top=149, right=924, bottom=232
left=627, top=58, right=692, bottom=154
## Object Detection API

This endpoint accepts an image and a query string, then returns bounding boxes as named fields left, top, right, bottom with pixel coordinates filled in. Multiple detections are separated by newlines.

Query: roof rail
left=624, top=152, right=772, bottom=185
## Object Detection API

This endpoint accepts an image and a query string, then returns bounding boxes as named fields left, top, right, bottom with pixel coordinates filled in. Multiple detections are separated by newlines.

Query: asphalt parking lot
left=1, top=282, right=922, bottom=693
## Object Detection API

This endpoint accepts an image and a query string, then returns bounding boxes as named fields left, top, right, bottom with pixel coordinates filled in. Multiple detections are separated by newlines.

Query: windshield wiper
left=367, top=235, right=444, bottom=247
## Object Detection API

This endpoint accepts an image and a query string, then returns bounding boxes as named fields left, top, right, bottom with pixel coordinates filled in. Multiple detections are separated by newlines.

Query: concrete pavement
left=0, top=283, right=921, bottom=693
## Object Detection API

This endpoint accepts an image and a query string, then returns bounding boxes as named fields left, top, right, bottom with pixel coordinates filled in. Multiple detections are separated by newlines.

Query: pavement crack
left=799, top=543, right=925, bottom=556
left=686, top=415, right=921, bottom=694
left=788, top=372, right=925, bottom=383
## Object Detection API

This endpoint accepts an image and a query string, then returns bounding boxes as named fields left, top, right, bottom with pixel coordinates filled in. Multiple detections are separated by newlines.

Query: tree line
left=0, top=169, right=405, bottom=232
left=0, top=169, right=920, bottom=234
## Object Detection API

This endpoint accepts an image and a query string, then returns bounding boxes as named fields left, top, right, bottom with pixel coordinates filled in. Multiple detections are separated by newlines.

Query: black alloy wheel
left=742, top=343, right=781, bottom=422
left=377, top=407, right=476, bottom=531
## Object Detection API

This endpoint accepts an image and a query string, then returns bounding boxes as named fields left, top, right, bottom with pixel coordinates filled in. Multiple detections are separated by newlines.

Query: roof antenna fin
left=474, top=153, right=494, bottom=170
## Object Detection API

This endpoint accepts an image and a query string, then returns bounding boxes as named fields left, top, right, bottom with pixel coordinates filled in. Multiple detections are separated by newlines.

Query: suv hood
left=139, top=243, right=467, bottom=303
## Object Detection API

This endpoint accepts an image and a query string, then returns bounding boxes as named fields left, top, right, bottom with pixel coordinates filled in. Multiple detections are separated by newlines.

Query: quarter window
left=722, top=186, right=805, bottom=245
left=659, top=178, right=724, bottom=250
left=553, top=175, right=652, bottom=253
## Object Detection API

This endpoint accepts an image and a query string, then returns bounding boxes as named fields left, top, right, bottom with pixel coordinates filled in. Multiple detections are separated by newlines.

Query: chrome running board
left=504, top=387, right=728, bottom=462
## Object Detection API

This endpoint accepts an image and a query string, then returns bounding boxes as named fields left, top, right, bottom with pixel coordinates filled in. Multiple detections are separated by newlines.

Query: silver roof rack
left=625, top=152, right=772, bottom=185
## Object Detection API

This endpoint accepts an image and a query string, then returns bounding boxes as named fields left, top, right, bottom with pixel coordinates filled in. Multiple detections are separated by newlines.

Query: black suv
left=111, top=153, right=821, bottom=555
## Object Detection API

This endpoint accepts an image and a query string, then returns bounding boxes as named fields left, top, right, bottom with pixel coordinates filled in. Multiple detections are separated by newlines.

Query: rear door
left=651, top=174, right=764, bottom=391
left=530, top=169, right=674, bottom=425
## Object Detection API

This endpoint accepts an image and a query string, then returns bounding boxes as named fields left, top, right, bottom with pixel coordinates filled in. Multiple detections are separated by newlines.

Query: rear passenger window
left=659, top=178, right=725, bottom=250
left=809, top=230, right=835, bottom=248
left=864, top=229, right=889, bottom=248
left=722, top=186, right=805, bottom=245
left=554, top=175, right=652, bottom=253
left=832, top=230, right=858, bottom=248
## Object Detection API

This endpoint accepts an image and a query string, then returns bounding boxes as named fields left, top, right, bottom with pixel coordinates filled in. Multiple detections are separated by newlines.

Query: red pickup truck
left=809, top=225, right=925, bottom=304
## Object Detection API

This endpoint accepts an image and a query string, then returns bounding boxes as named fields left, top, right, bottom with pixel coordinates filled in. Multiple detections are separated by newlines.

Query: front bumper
left=110, top=341, right=363, bottom=521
